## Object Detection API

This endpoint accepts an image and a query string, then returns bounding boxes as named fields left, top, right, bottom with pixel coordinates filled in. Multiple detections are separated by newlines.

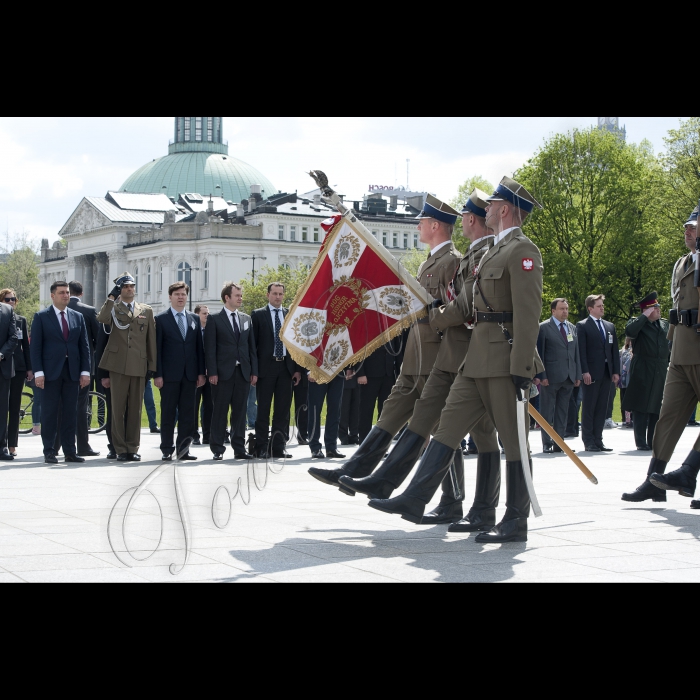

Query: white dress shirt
left=430, top=240, right=452, bottom=257
left=268, top=304, right=287, bottom=357
left=469, top=235, right=495, bottom=251
left=493, top=227, right=518, bottom=246
left=35, top=306, right=90, bottom=378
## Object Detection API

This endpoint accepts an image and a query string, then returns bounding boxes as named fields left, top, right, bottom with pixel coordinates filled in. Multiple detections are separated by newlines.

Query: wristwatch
left=0, top=354, right=4, bottom=361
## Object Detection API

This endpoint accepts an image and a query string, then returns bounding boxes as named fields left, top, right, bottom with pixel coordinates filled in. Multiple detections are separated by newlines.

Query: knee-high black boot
left=476, top=461, right=530, bottom=544
left=308, top=427, right=394, bottom=490
left=421, top=450, right=465, bottom=525
left=338, top=430, right=426, bottom=500
left=449, top=452, right=501, bottom=533
left=368, top=440, right=456, bottom=525
left=622, top=458, right=668, bottom=503
left=650, top=451, right=700, bottom=498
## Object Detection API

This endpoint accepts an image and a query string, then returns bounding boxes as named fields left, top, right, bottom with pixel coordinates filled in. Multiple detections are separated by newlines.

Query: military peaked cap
left=114, top=272, right=136, bottom=287
left=416, top=194, right=460, bottom=225
left=487, top=176, right=543, bottom=214
left=685, top=206, right=698, bottom=227
left=461, top=188, right=490, bottom=218
left=637, top=292, right=660, bottom=310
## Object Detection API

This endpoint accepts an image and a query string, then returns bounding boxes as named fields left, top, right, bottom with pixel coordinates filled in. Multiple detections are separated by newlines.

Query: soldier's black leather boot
left=476, top=461, right=530, bottom=544
left=449, top=452, right=501, bottom=533
left=650, top=451, right=700, bottom=498
left=308, top=427, right=393, bottom=490
left=421, top=449, right=465, bottom=525
left=368, top=440, right=457, bottom=525
left=338, top=430, right=425, bottom=500
left=622, top=459, right=668, bottom=503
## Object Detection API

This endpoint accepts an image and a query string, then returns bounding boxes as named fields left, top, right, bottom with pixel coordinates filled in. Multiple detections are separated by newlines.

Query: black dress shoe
left=311, top=451, right=326, bottom=460
left=107, top=452, right=118, bottom=460
left=0, top=453, right=15, bottom=461
left=65, top=456, right=86, bottom=464
left=297, top=437, right=309, bottom=446
left=598, top=445, right=613, bottom=452
left=117, top=454, right=130, bottom=462
left=234, top=453, right=254, bottom=460
left=128, top=454, right=141, bottom=462
left=272, top=452, right=293, bottom=459
left=150, top=428, right=161, bottom=434
left=636, top=446, right=652, bottom=452
left=327, top=450, right=346, bottom=459
left=543, top=446, right=554, bottom=455
left=692, top=501, right=700, bottom=510
left=213, top=454, right=224, bottom=461
left=162, top=454, right=173, bottom=462
left=476, top=518, right=528, bottom=544
left=78, top=450, right=101, bottom=458
left=421, top=502, right=464, bottom=525
left=192, top=439, right=202, bottom=447
left=585, top=446, right=602, bottom=453
left=45, top=456, right=59, bottom=465
left=553, top=446, right=575, bottom=454
left=179, top=454, right=198, bottom=462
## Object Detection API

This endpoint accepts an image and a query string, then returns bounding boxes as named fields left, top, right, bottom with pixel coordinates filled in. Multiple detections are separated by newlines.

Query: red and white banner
left=282, top=214, right=430, bottom=383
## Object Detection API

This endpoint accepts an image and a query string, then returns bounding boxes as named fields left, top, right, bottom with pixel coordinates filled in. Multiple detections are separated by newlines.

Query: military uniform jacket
left=401, top=242, right=461, bottom=377
left=668, top=253, right=700, bottom=366
left=97, top=299, right=157, bottom=377
left=463, top=228, right=543, bottom=379
left=430, top=236, right=493, bottom=374
left=622, top=314, right=670, bottom=415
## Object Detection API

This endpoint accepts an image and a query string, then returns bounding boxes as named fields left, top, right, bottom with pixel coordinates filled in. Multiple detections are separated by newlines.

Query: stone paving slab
left=0, top=424, right=699, bottom=583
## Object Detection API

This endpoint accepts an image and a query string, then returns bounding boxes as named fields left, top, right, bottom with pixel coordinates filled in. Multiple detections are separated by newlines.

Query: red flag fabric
left=282, top=215, right=430, bottom=383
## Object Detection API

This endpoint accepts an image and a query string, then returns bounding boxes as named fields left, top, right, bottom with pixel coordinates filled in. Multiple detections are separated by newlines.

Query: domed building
left=120, top=117, right=278, bottom=203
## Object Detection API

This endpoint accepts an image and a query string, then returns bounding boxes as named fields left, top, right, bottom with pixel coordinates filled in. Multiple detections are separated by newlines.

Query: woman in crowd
left=1, top=289, right=33, bottom=456
left=619, top=338, right=633, bottom=429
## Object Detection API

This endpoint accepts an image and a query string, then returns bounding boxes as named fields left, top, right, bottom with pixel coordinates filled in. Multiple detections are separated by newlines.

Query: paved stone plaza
left=0, top=424, right=699, bottom=583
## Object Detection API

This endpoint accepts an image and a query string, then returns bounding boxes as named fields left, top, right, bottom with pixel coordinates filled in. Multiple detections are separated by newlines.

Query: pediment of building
left=61, top=200, right=111, bottom=237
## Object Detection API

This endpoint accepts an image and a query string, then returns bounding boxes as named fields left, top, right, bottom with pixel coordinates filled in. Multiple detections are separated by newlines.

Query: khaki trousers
left=408, top=368, right=499, bottom=453
left=110, top=373, right=146, bottom=455
left=653, top=363, right=700, bottom=462
left=376, top=374, right=428, bottom=436
left=433, top=374, right=525, bottom=461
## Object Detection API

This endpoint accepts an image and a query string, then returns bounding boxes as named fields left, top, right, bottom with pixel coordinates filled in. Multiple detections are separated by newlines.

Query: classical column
left=73, top=255, right=88, bottom=287
left=159, top=255, right=172, bottom=307
left=108, top=251, right=128, bottom=290
left=81, top=255, right=95, bottom=306
left=95, top=253, right=108, bottom=304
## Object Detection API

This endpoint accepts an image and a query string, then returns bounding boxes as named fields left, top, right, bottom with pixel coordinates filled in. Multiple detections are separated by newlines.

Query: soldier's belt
left=672, top=309, right=698, bottom=327
left=475, top=312, right=514, bottom=324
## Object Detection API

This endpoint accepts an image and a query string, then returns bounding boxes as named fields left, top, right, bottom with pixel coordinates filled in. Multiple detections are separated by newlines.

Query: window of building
left=393, top=233, right=398, bottom=248
left=313, top=227, right=320, bottom=243
left=403, top=234, right=409, bottom=250
left=177, top=261, right=192, bottom=285
left=382, top=232, right=388, bottom=246
left=414, top=234, right=419, bottom=249
left=302, top=227, right=309, bottom=242
left=282, top=263, right=291, bottom=270
left=372, top=230, right=378, bottom=240
left=184, top=118, right=191, bottom=142
left=147, top=266, right=151, bottom=293
left=207, top=118, right=213, bottom=142
left=158, top=266, right=163, bottom=292
left=195, top=117, right=202, bottom=142
left=278, top=225, right=285, bottom=241
left=203, top=260, right=209, bottom=289
left=290, top=226, right=297, bottom=242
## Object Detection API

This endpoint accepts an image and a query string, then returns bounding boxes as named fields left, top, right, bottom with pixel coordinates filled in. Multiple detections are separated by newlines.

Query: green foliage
left=516, top=128, right=673, bottom=339
left=449, top=176, right=494, bottom=254
left=662, top=118, right=700, bottom=226
left=240, top=264, right=310, bottom=315
left=399, top=247, right=427, bottom=278
left=0, top=237, right=40, bottom=324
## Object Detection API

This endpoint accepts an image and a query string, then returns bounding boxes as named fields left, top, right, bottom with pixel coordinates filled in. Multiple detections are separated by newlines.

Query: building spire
left=170, top=117, right=228, bottom=155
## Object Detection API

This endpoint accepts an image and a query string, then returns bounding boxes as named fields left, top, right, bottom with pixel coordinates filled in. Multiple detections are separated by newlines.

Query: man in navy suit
left=155, top=282, right=206, bottom=461
left=31, top=281, right=91, bottom=464
left=577, top=294, right=621, bottom=453
left=0, top=299, right=19, bottom=461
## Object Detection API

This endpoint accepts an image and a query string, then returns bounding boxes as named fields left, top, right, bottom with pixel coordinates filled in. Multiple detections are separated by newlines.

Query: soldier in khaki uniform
left=339, top=190, right=500, bottom=528
left=370, top=177, right=544, bottom=544
left=98, top=273, right=157, bottom=462
left=308, top=195, right=462, bottom=491
left=624, top=208, right=700, bottom=509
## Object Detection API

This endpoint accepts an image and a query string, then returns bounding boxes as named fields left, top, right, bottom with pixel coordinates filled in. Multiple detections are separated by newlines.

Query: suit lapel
left=551, top=317, right=567, bottom=346
left=588, top=317, right=604, bottom=346
left=220, top=309, right=236, bottom=341
left=166, top=310, right=184, bottom=341
left=49, top=307, right=63, bottom=337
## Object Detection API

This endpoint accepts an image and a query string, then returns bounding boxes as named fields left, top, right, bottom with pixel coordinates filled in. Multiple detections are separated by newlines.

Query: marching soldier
left=369, top=177, right=544, bottom=544
left=338, top=190, right=500, bottom=528
left=623, top=208, right=700, bottom=509
left=308, top=195, right=462, bottom=490
left=97, top=273, right=157, bottom=462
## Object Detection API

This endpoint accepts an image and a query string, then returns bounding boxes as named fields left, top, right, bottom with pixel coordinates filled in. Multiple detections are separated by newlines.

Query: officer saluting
left=97, top=272, right=157, bottom=462
left=623, top=207, right=700, bottom=509
left=368, top=177, right=544, bottom=544
left=308, top=194, right=462, bottom=490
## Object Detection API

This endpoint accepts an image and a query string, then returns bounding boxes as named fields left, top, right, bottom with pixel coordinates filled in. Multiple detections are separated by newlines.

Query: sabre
left=516, top=389, right=543, bottom=518
left=528, top=404, right=599, bottom=485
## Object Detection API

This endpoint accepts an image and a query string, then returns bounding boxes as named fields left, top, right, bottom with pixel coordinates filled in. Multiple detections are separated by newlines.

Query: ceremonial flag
left=282, top=214, right=430, bottom=383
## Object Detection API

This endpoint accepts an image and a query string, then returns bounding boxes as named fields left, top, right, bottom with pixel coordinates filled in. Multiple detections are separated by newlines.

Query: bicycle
left=19, top=392, right=35, bottom=435
left=18, top=391, right=108, bottom=435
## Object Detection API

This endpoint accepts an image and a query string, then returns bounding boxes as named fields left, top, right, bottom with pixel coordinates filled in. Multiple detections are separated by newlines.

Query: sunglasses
left=4, top=298, right=17, bottom=303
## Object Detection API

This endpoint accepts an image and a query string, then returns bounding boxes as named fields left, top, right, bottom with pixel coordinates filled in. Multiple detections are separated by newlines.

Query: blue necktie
left=231, top=313, right=240, bottom=341
left=597, top=320, right=606, bottom=343
left=177, top=312, right=187, bottom=340
left=274, top=309, right=284, bottom=358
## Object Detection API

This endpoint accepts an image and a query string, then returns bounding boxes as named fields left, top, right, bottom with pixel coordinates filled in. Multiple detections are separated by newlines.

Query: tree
left=516, top=128, right=669, bottom=338
left=662, top=117, right=700, bottom=227
left=240, top=264, right=310, bottom=315
left=0, top=236, right=40, bottom=324
left=449, top=176, right=494, bottom=254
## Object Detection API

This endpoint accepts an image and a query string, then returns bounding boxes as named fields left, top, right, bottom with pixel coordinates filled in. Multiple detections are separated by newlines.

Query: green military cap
left=114, top=272, right=136, bottom=287
left=417, top=194, right=461, bottom=225
left=461, top=188, right=491, bottom=218
left=637, top=292, right=660, bottom=310
left=487, top=176, right=543, bottom=214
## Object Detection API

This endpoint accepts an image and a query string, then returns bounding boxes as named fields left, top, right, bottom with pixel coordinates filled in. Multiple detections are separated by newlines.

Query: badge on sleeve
left=522, top=259, right=534, bottom=271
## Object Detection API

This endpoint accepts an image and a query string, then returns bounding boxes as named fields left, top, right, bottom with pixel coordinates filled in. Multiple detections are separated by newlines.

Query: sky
left=0, top=117, right=688, bottom=245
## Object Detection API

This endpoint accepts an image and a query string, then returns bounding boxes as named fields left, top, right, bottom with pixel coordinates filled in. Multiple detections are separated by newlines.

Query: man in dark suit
left=206, top=282, right=258, bottom=461
left=155, top=282, right=206, bottom=461
left=193, top=305, right=213, bottom=446
left=31, top=281, right=91, bottom=464
left=537, top=298, right=582, bottom=454
left=251, top=283, right=301, bottom=459
left=0, top=298, right=18, bottom=461
left=355, top=339, right=402, bottom=443
left=577, top=294, right=621, bottom=453
left=68, top=281, right=100, bottom=457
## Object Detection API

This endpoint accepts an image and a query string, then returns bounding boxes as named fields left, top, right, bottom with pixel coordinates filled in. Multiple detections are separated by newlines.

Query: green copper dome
left=119, top=117, right=277, bottom=203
